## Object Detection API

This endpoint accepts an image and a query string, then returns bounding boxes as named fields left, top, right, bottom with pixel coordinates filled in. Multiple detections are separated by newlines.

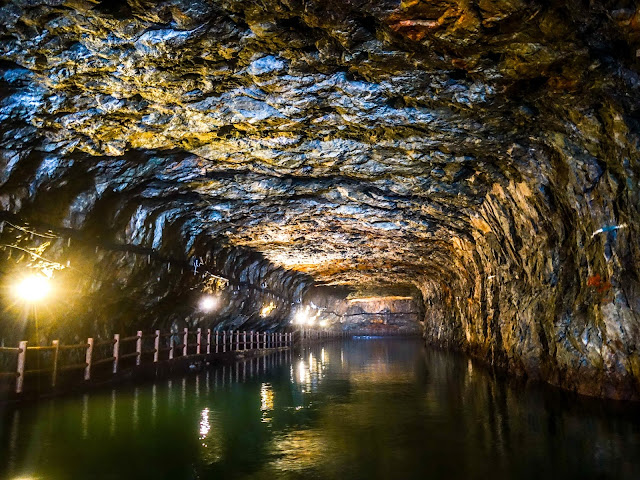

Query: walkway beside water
left=0, top=327, right=343, bottom=400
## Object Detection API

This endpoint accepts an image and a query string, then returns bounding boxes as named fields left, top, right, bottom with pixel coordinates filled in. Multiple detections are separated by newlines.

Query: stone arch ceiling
left=1, top=0, right=640, bottom=398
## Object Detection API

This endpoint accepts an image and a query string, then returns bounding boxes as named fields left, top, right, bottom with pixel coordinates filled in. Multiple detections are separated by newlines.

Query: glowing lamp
left=293, top=309, right=308, bottom=325
left=199, top=295, right=218, bottom=312
left=14, top=274, right=51, bottom=302
left=260, top=302, right=276, bottom=317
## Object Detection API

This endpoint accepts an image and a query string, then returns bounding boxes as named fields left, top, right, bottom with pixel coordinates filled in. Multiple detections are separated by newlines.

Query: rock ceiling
left=2, top=0, right=621, bottom=286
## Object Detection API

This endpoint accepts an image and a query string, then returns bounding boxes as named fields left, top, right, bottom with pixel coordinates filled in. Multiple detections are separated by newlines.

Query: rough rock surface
left=337, top=296, right=421, bottom=334
left=0, top=0, right=639, bottom=398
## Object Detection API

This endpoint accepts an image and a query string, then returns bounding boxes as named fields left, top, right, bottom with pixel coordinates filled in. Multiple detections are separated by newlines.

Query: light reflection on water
left=0, top=341, right=640, bottom=480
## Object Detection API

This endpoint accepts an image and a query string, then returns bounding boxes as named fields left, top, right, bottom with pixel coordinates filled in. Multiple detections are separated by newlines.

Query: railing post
left=85, top=338, right=93, bottom=381
left=169, top=335, right=174, bottom=360
left=215, top=331, right=219, bottom=353
left=136, top=331, right=143, bottom=366
left=183, top=328, right=188, bottom=357
left=16, top=340, right=27, bottom=394
left=279, top=333, right=282, bottom=347
left=243, top=331, right=247, bottom=351
left=51, top=340, right=59, bottom=388
left=113, top=334, right=120, bottom=374
left=250, top=331, right=254, bottom=350
left=197, top=328, right=202, bottom=355
left=207, top=329, right=212, bottom=355
left=222, top=331, right=226, bottom=353
left=154, top=330, right=160, bottom=363
left=235, top=331, right=240, bottom=351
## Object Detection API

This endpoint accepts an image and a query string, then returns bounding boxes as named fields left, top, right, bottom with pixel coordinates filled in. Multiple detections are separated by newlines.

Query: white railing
left=0, top=329, right=294, bottom=394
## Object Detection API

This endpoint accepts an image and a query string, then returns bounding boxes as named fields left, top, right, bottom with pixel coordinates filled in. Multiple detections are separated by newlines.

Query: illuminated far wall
left=338, top=296, right=421, bottom=333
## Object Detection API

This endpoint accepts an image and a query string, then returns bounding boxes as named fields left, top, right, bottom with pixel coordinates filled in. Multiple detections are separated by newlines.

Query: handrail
left=58, top=343, right=88, bottom=350
left=120, top=335, right=140, bottom=342
left=0, top=328, right=338, bottom=396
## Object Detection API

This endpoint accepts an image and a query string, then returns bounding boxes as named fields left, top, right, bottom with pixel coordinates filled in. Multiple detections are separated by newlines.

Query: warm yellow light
left=260, top=383, right=274, bottom=412
left=293, top=309, right=308, bottom=325
left=319, top=320, right=328, bottom=328
left=14, top=275, right=51, bottom=302
left=260, top=302, right=276, bottom=317
left=199, top=295, right=218, bottom=312
left=293, top=305, right=321, bottom=325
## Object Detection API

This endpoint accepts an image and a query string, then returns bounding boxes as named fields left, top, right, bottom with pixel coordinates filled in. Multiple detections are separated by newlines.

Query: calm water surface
left=0, top=338, right=639, bottom=480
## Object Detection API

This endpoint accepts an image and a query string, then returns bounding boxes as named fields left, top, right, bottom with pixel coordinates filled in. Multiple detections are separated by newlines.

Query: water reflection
left=199, top=408, right=210, bottom=439
left=260, top=383, right=274, bottom=424
left=0, top=341, right=639, bottom=480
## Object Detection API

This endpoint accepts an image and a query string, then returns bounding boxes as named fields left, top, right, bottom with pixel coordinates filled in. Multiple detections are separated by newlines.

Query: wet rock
left=0, top=0, right=638, bottom=398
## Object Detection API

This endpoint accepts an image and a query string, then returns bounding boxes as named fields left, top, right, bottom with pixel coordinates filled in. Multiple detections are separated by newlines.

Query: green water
left=1, top=338, right=639, bottom=480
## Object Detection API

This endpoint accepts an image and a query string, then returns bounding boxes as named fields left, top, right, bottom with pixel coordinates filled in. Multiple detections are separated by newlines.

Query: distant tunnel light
left=293, top=306, right=319, bottom=326
left=293, top=308, right=309, bottom=325
left=199, top=295, right=218, bottom=312
left=13, top=274, right=51, bottom=302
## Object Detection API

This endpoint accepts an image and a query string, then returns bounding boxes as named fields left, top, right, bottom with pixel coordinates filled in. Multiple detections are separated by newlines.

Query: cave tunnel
left=1, top=0, right=640, bottom=478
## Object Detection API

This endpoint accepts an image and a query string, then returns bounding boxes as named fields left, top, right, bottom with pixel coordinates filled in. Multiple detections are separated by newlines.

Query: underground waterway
left=1, top=338, right=639, bottom=480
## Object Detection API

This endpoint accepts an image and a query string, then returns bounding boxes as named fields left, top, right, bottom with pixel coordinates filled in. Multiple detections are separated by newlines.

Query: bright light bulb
left=293, top=309, right=308, bottom=325
left=199, top=295, right=217, bottom=312
left=260, top=302, right=276, bottom=317
left=14, top=275, right=51, bottom=302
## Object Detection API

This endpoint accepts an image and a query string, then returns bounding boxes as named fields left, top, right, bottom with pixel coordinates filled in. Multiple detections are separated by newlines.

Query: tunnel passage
left=0, top=0, right=639, bottom=399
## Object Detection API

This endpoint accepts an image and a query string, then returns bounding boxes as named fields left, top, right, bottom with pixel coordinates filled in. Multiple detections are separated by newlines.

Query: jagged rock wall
left=305, top=287, right=422, bottom=333
left=0, top=207, right=312, bottom=346
left=0, top=0, right=639, bottom=397
left=419, top=171, right=640, bottom=400
left=337, top=296, right=421, bottom=333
